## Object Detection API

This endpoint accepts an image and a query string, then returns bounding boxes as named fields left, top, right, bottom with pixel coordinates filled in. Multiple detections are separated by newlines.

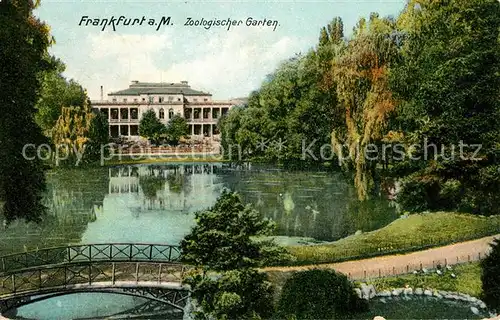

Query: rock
left=360, top=283, right=376, bottom=300
left=414, top=288, right=424, bottom=295
left=433, top=291, right=443, bottom=299
left=478, top=301, right=487, bottom=309
left=403, top=288, right=413, bottom=296
left=354, top=288, right=362, bottom=299
left=355, top=230, right=363, bottom=236
left=373, top=317, right=386, bottom=320
left=377, top=290, right=392, bottom=297
left=392, top=288, right=403, bottom=296
left=424, top=289, right=433, bottom=296
left=379, top=298, right=386, bottom=304
left=470, top=306, right=480, bottom=315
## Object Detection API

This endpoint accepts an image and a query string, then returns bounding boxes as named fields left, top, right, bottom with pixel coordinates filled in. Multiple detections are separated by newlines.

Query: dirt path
left=263, top=234, right=500, bottom=280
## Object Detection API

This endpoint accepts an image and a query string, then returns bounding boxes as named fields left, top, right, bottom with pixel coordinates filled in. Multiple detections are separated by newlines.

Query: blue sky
left=35, top=0, right=407, bottom=100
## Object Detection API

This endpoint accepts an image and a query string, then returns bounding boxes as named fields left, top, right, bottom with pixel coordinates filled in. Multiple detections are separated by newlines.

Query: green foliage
left=390, top=0, right=500, bottom=214
left=219, top=19, right=341, bottom=165
left=138, top=109, right=166, bottom=143
left=277, top=269, right=368, bottom=319
left=35, top=56, right=87, bottom=136
left=84, top=109, right=109, bottom=163
left=481, top=239, right=500, bottom=311
left=184, top=269, right=275, bottom=320
left=181, top=190, right=293, bottom=319
left=180, top=190, right=293, bottom=271
left=0, top=0, right=52, bottom=223
left=165, top=114, right=188, bottom=145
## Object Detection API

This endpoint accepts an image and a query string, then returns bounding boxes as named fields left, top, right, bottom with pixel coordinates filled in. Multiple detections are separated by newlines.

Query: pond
left=0, top=162, right=398, bottom=256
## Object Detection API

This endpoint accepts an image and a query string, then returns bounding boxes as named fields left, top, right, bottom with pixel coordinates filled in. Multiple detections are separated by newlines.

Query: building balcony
left=186, top=118, right=218, bottom=123
left=92, top=100, right=183, bottom=106
left=109, top=118, right=140, bottom=123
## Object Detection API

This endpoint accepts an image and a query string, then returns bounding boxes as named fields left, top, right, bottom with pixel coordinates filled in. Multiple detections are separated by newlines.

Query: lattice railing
left=0, top=244, right=182, bottom=273
left=0, top=262, right=188, bottom=297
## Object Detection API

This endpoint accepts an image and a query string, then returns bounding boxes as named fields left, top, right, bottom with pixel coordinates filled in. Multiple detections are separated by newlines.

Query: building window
left=148, top=96, right=154, bottom=103
left=193, top=98, right=198, bottom=102
left=130, top=108, right=138, bottom=120
left=159, top=108, right=165, bottom=119
left=123, top=98, right=127, bottom=103
left=130, top=125, right=138, bottom=136
left=120, top=109, right=129, bottom=120
left=111, top=109, right=119, bottom=120
left=112, top=98, right=117, bottom=102
left=159, top=96, right=164, bottom=103
left=178, top=98, right=181, bottom=101
left=142, top=98, right=146, bottom=102
left=204, top=98, right=208, bottom=102
left=120, top=125, right=129, bottom=136
left=168, top=96, right=173, bottom=101
left=168, top=108, right=174, bottom=119
left=133, top=98, right=138, bottom=102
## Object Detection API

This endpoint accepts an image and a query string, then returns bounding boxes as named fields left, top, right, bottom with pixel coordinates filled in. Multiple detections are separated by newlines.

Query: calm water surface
left=1, top=162, right=398, bottom=255
left=1, top=162, right=399, bottom=319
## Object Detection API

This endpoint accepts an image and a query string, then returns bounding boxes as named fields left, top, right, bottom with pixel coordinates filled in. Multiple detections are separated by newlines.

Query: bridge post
left=135, top=263, right=139, bottom=283
left=88, top=264, right=92, bottom=285
left=112, top=263, right=116, bottom=285
left=158, top=264, right=163, bottom=284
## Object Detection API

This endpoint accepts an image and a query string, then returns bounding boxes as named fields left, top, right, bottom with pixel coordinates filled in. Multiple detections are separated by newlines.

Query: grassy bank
left=287, top=212, right=500, bottom=265
left=366, top=262, right=482, bottom=297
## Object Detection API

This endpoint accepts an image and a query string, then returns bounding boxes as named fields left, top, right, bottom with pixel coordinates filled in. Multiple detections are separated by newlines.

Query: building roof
left=109, top=81, right=212, bottom=96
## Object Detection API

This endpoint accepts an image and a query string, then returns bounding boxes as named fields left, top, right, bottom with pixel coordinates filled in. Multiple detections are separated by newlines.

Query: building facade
left=91, top=81, right=236, bottom=140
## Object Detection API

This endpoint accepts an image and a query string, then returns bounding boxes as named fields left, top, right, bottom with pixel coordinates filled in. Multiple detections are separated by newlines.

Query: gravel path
left=263, top=234, right=500, bottom=280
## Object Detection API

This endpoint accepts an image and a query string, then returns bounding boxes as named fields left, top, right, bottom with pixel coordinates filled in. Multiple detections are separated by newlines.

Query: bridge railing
left=0, top=261, right=188, bottom=297
left=0, top=244, right=182, bottom=274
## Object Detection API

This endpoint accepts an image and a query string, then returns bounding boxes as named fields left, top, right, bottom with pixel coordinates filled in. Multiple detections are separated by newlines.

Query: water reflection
left=0, top=163, right=398, bottom=256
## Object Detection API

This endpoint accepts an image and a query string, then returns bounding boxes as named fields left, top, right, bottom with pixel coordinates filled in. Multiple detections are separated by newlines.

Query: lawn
left=287, top=212, right=500, bottom=265
left=366, top=262, right=483, bottom=297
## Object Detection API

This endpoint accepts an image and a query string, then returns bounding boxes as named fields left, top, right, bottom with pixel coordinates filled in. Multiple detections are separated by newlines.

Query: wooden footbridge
left=0, top=243, right=192, bottom=319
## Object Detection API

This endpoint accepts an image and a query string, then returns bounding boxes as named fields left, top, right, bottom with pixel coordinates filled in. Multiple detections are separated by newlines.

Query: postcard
left=0, top=0, right=499, bottom=319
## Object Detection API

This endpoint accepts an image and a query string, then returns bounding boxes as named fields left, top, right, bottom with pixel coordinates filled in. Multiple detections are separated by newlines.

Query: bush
left=276, top=269, right=368, bottom=319
left=481, top=239, right=500, bottom=311
left=184, top=269, right=274, bottom=320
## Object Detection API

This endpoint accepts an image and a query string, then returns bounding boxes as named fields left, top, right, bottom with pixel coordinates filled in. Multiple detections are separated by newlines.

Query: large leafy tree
left=481, top=239, right=500, bottom=311
left=390, top=0, right=500, bottom=214
left=35, top=56, right=87, bottom=136
left=329, top=14, right=399, bottom=200
left=166, top=114, right=188, bottom=145
left=0, top=0, right=52, bottom=223
left=138, top=109, right=166, bottom=143
left=181, top=190, right=292, bottom=319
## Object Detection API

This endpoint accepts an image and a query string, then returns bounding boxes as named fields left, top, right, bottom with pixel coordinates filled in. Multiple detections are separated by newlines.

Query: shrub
left=277, top=269, right=368, bottom=319
left=481, top=239, right=500, bottom=311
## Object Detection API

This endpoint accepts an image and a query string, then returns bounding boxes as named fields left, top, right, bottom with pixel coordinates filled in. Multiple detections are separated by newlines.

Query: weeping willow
left=51, top=102, right=94, bottom=165
left=331, top=17, right=398, bottom=200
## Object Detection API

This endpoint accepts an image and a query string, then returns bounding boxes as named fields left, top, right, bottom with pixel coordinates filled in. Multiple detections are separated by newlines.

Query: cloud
left=75, top=28, right=303, bottom=100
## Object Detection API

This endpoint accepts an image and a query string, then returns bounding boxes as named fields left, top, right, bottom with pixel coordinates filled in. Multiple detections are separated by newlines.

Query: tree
left=277, top=269, right=368, bottom=319
left=181, top=190, right=291, bottom=271
left=180, top=190, right=293, bottom=319
left=390, top=0, right=500, bottom=214
left=0, top=0, right=52, bottom=223
left=35, top=56, right=87, bottom=137
left=138, top=109, right=166, bottom=144
left=184, top=268, right=274, bottom=320
left=481, top=239, right=500, bottom=311
left=166, top=114, right=188, bottom=145
left=84, top=109, right=109, bottom=163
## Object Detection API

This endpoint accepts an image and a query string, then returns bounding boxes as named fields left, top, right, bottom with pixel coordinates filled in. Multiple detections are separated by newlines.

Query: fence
left=0, top=243, right=182, bottom=274
left=345, top=251, right=485, bottom=281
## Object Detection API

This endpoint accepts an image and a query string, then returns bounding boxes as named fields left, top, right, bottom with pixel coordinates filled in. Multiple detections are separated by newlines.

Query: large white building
left=91, top=81, right=237, bottom=139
